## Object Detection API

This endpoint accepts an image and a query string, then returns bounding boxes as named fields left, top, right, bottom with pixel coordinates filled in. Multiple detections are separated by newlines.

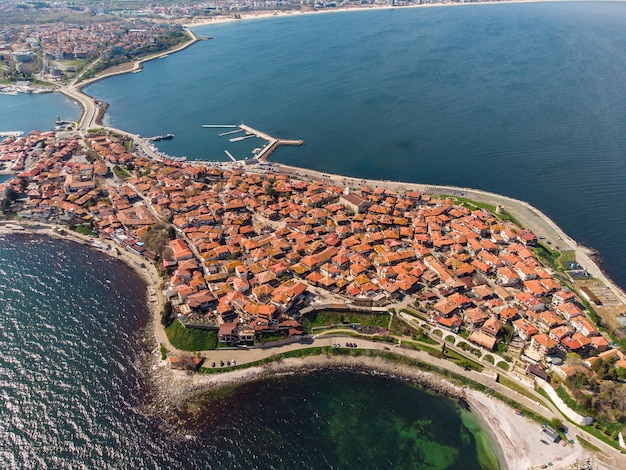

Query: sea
left=1, top=2, right=626, bottom=468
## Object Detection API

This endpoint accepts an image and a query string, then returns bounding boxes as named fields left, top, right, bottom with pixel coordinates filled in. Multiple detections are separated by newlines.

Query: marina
left=201, top=124, right=238, bottom=128
left=203, top=122, right=304, bottom=162
left=229, top=134, right=255, bottom=142
left=144, top=139, right=186, bottom=162
left=218, top=129, right=244, bottom=136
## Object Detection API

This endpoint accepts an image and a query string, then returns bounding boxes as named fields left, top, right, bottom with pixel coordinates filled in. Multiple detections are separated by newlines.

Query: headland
left=2, top=4, right=626, bottom=468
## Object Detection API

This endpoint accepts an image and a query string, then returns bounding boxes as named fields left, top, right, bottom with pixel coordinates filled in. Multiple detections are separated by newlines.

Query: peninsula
left=2, top=116, right=626, bottom=468
left=2, top=4, right=626, bottom=470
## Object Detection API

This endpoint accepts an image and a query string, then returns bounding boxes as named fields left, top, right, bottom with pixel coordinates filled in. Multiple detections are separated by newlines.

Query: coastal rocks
left=141, top=351, right=469, bottom=422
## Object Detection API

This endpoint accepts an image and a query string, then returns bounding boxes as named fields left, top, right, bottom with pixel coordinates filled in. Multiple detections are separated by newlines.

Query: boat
left=151, top=133, right=175, bottom=141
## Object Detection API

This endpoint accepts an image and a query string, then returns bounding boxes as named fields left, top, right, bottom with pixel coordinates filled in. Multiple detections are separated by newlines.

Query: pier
left=219, top=129, right=244, bottom=136
left=229, top=134, right=255, bottom=142
left=203, top=122, right=304, bottom=162
left=238, top=123, right=304, bottom=162
left=0, top=131, right=24, bottom=137
left=202, top=124, right=238, bottom=128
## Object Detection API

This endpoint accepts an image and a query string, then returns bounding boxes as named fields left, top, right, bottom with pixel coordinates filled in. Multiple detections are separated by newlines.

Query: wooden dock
left=0, top=131, right=23, bottom=137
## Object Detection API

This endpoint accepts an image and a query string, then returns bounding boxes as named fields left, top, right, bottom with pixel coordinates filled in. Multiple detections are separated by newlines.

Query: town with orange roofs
left=2, top=130, right=624, bottom=372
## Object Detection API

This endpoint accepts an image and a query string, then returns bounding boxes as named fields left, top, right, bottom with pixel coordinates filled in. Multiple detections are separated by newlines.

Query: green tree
left=161, top=301, right=174, bottom=327
left=5, top=187, right=19, bottom=201
left=549, top=418, right=564, bottom=433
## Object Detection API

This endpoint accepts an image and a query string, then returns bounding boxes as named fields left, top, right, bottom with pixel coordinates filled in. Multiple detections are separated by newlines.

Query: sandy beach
left=181, top=1, right=544, bottom=29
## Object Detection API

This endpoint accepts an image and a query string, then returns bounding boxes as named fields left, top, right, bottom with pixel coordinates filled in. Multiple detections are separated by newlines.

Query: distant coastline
left=73, top=27, right=201, bottom=90
left=181, top=0, right=546, bottom=29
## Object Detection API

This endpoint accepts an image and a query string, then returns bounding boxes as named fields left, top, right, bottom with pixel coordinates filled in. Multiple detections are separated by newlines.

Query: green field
left=166, top=319, right=218, bottom=351
left=301, top=310, right=390, bottom=334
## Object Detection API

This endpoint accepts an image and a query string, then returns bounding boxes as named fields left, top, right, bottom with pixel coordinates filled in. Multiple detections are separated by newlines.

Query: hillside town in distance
left=1, top=0, right=518, bottom=86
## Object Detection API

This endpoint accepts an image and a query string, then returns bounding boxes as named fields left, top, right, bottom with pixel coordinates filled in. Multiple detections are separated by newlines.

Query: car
left=226, top=361, right=231, bottom=367
left=346, top=342, right=350, bottom=347
left=353, top=343, right=357, bottom=348
left=383, top=347, right=390, bottom=351
left=211, top=362, right=216, bottom=367
left=220, top=361, right=224, bottom=367
left=232, top=360, right=236, bottom=366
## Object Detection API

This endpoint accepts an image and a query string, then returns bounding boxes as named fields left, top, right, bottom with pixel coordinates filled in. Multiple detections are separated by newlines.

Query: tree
left=5, top=187, right=19, bottom=202
left=1, top=198, right=11, bottom=213
left=549, top=418, right=564, bottom=433
left=161, top=301, right=174, bottom=327
left=139, top=223, right=176, bottom=261
left=566, top=352, right=582, bottom=365
left=265, top=187, right=278, bottom=200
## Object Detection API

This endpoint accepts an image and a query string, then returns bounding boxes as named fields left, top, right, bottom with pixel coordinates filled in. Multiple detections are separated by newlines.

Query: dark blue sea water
left=0, top=92, right=80, bottom=135
left=85, top=2, right=626, bottom=291
left=0, top=234, right=496, bottom=469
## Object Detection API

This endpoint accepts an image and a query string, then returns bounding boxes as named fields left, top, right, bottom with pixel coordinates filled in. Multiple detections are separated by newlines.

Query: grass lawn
left=498, top=375, right=551, bottom=407
left=443, top=349, right=484, bottom=372
left=301, top=310, right=390, bottom=334
left=166, top=319, right=218, bottom=351
left=73, top=225, right=96, bottom=236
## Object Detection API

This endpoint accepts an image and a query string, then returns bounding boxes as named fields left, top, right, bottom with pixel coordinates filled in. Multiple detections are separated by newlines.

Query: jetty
left=219, top=129, right=244, bottom=137
left=202, top=124, right=238, bottom=129
left=229, top=134, right=255, bottom=142
left=238, top=123, right=304, bottom=162
left=203, top=122, right=304, bottom=162
left=0, top=131, right=23, bottom=138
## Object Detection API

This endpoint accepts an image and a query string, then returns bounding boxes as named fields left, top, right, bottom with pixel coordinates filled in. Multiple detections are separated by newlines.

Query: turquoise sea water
left=0, top=234, right=497, bottom=469
left=84, top=2, right=626, bottom=290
